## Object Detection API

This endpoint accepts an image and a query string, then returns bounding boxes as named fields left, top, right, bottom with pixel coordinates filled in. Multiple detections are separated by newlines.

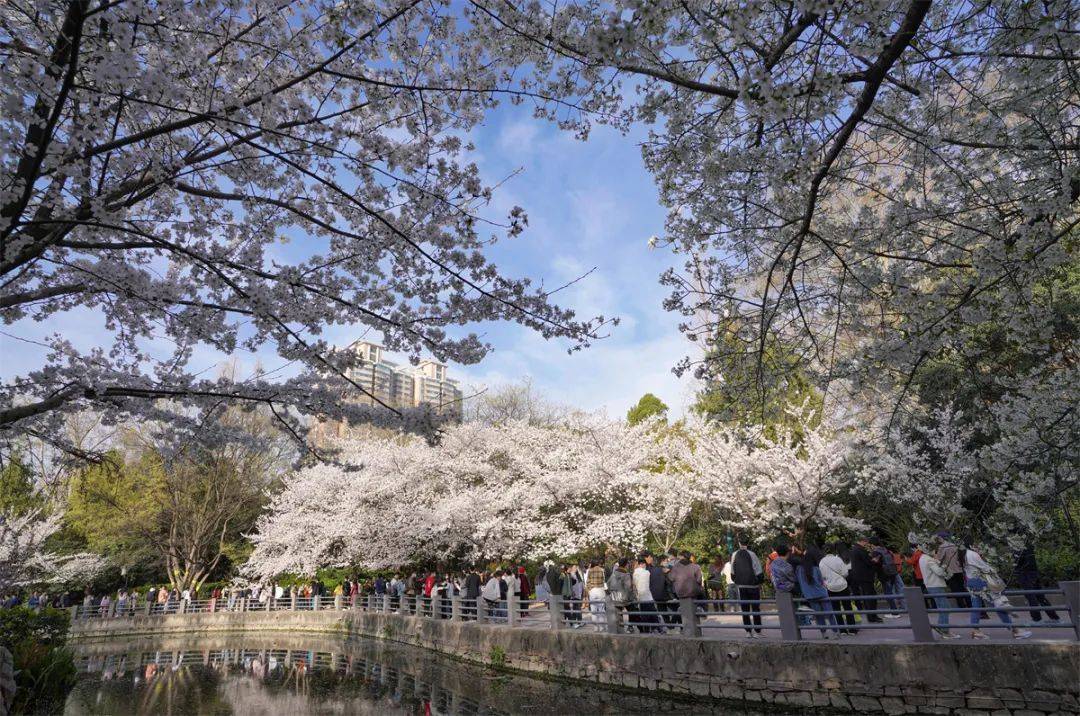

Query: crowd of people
left=3, top=533, right=1065, bottom=642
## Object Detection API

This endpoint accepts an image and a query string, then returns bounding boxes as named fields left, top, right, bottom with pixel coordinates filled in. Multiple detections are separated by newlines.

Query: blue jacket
left=796, top=565, right=828, bottom=600
left=770, top=556, right=797, bottom=593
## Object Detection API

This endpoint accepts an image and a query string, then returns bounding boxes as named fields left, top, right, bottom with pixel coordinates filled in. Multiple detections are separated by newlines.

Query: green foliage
left=64, top=451, right=164, bottom=571
left=912, top=256, right=1078, bottom=426
left=0, top=606, right=70, bottom=651
left=1, top=607, right=77, bottom=715
left=693, top=325, right=822, bottom=442
left=0, top=454, right=44, bottom=517
left=488, top=645, right=507, bottom=668
left=626, top=393, right=669, bottom=426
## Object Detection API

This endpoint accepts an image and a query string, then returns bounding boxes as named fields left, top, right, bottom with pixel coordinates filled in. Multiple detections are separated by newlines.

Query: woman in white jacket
left=963, top=546, right=1032, bottom=640
left=820, top=543, right=856, bottom=634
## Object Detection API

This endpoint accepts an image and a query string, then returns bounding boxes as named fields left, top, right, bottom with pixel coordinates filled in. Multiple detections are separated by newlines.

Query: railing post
left=679, top=598, right=701, bottom=637
left=69, top=605, right=79, bottom=624
left=904, top=586, right=934, bottom=642
left=364, top=593, right=373, bottom=611
left=507, top=594, right=519, bottom=627
left=451, top=596, right=461, bottom=622
left=290, top=593, right=297, bottom=611
left=334, top=595, right=342, bottom=610
left=143, top=599, right=151, bottom=617
left=604, top=595, right=620, bottom=634
left=313, top=594, right=321, bottom=611
left=775, top=591, right=801, bottom=641
left=108, top=600, right=117, bottom=618
left=209, top=597, right=217, bottom=614
left=431, top=592, right=441, bottom=620
left=549, top=595, right=565, bottom=630
left=178, top=599, right=187, bottom=615
left=476, top=598, right=487, bottom=624
left=383, top=593, right=391, bottom=613
left=1059, top=581, right=1080, bottom=641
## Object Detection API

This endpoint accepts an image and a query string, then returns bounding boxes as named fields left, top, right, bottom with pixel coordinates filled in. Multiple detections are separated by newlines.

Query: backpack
left=732, top=549, right=762, bottom=586
left=606, top=571, right=630, bottom=604
left=876, top=547, right=898, bottom=577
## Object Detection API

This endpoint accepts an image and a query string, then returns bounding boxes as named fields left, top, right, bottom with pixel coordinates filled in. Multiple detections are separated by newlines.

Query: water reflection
left=66, top=634, right=785, bottom=715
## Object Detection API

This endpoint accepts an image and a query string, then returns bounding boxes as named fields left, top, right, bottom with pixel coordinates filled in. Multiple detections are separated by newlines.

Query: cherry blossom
left=1, top=0, right=609, bottom=458
left=0, top=509, right=105, bottom=591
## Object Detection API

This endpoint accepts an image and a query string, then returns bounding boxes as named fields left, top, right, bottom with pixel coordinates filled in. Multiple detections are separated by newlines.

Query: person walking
left=964, top=544, right=1032, bottom=640
left=821, top=542, right=856, bottom=634
left=797, top=546, right=839, bottom=638
left=730, top=538, right=764, bottom=637
left=849, top=538, right=882, bottom=623
left=1013, top=546, right=1061, bottom=623
left=919, top=547, right=959, bottom=639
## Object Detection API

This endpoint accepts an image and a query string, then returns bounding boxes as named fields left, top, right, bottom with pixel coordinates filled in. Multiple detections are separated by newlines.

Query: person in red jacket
left=905, top=544, right=925, bottom=591
left=423, top=572, right=436, bottom=599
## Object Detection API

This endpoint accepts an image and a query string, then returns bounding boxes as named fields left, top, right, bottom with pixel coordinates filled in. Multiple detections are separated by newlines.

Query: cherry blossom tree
left=1, top=0, right=608, bottom=458
left=0, top=509, right=104, bottom=592
left=468, top=0, right=1077, bottom=414
left=244, top=416, right=666, bottom=576
left=245, top=413, right=872, bottom=576
left=668, top=417, right=866, bottom=546
left=868, top=365, right=1079, bottom=543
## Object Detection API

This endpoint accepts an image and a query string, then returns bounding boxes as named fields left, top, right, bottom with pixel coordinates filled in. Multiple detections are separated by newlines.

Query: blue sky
left=0, top=105, right=700, bottom=418
left=439, top=109, right=698, bottom=417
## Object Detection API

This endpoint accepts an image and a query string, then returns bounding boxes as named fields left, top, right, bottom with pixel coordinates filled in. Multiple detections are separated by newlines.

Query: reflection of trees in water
left=70, top=641, right=741, bottom=715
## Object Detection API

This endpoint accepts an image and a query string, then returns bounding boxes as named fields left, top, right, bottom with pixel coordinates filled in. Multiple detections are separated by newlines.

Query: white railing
left=68, top=582, right=1080, bottom=644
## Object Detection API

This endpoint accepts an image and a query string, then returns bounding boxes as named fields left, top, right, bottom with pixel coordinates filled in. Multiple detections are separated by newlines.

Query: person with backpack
left=730, top=537, right=765, bottom=637
left=933, top=532, right=970, bottom=610
left=870, top=537, right=903, bottom=618
left=606, top=558, right=633, bottom=629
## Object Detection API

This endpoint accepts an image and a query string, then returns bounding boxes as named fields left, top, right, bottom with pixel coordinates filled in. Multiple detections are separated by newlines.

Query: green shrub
left=1, top=607, right=78, bottom=714
left=0, top=606, right=69, bottom=652
left=9, top=640, right=77, bottom=715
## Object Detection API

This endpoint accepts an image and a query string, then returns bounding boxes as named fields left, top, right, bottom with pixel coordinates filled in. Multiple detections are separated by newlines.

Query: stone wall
left=71, top=610, right=1079, bottom=714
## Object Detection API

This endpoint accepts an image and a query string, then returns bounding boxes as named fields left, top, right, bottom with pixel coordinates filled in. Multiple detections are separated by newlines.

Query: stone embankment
left=70, top=609, right=1079, bottom=714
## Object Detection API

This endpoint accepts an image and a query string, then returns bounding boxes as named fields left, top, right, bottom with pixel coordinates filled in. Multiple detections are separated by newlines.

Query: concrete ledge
left=71, top=610, right=1080, bottom=714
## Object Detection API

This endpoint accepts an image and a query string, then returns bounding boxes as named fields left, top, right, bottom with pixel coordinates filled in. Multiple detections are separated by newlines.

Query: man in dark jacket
left=849, top=538, right=881, bottom=623
left=1013, top=546, right=1060, bottom=622
left=463, top=569, right=482, bottom=619
left=545, top=562, right=562, bottom=597
left=645, top=553, right=678, bottom=628
left=731, top=537, right=764, bottom=637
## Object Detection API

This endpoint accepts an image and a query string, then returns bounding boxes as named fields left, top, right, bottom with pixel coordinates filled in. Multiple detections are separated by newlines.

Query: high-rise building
left=339, top=340, right=463, bottom=416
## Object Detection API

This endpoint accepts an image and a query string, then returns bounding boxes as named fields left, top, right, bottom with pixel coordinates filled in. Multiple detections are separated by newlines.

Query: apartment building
left=342, top=340, right=463, bottom=417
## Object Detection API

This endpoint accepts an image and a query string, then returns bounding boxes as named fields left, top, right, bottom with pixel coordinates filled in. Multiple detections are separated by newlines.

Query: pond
left=64, top=633, right=790, bottom=715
